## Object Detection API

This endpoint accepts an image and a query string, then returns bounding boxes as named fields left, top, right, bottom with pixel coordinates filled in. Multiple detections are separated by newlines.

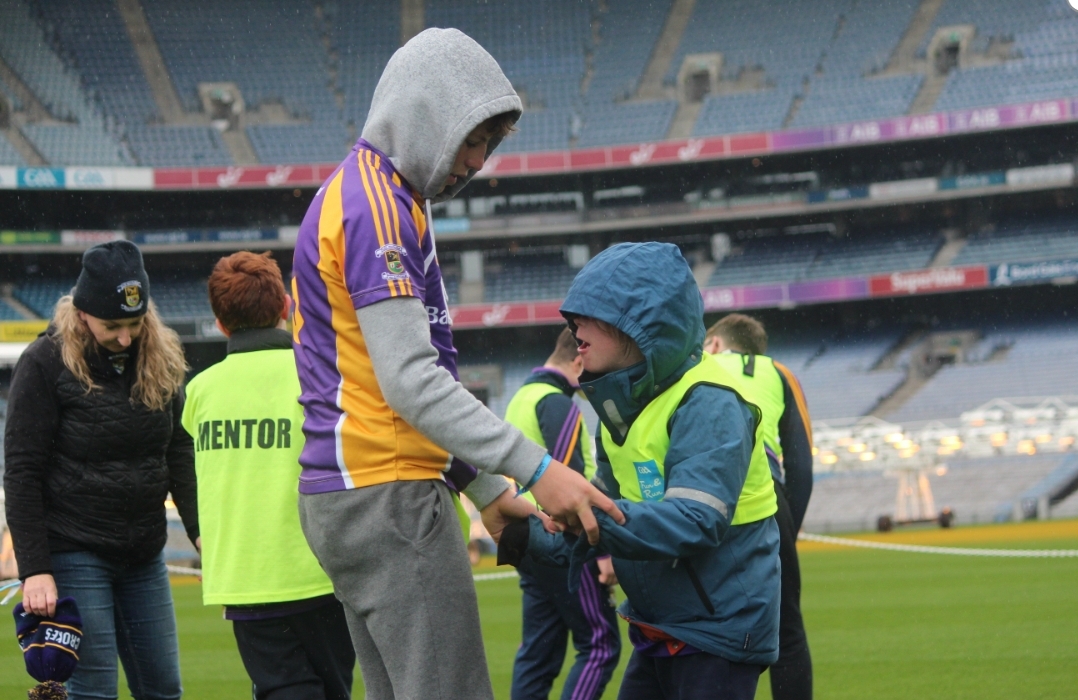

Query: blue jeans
left=51, top=550, right=182, bottom=700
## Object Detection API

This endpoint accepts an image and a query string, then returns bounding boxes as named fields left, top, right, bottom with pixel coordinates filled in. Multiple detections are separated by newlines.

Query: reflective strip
left=664, top=487, right=728, bottom=518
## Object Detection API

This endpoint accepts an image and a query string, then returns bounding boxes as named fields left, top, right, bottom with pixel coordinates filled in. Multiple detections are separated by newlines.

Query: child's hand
left=480, top=488, right=537, bottom=544
left=596, top=556, right=618, bottom=586
left=530, top=459, right=625, bottom=545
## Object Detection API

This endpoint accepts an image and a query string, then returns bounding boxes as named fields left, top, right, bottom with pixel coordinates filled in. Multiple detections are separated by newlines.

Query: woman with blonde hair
left=4, top=240, right=199, bottom=699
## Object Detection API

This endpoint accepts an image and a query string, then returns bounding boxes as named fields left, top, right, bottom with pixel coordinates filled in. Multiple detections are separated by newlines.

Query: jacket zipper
left=679, top=559, right=716, bottom=616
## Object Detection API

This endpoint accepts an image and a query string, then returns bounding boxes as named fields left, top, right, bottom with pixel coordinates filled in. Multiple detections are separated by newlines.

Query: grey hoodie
left=355, top=29, right=542, bottom=509
left=361, top=27, right=522, bottom=202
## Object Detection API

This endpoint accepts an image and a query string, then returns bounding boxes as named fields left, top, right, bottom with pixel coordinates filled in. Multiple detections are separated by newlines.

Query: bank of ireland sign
left=991, top=259, right=1078, bottom=286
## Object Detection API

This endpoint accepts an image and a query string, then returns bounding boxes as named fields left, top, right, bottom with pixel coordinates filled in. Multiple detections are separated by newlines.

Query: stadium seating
left=0, top=0, right=128, bottom=165
left=4, top=0, right=1078, bottom=164
left=952, top=217, right=1078, bottom=266
left=803, top=452, right=1069, bottom=532
left=125, top=125, right=232, bottom=167
left=11, top=278, right=210, bottom=321
left=575, top=101, right=679, bottom=149
left=427, top=0, right=591, bottom=152
left=804, top=231, right=942, bottom=279
left=771, top=331, right=907, bottom=420
left=707, top=234, right=827, bottom=287
left=933, top=0, right=1078, bottom=111
left=327, top=0, right=400, bottom=130
left=887, top=322, right=1078, bottom=424
left=673, top=0, right=844, bottom=136
left=152, top=279, right=212, bottom=319
left=247, top=123, right=350, bottom=165
left=0, top=300, right=24, bottom=321
left=707, top=229, right=944, bottom=287
left=0, top=135, right=26, bottom=166
left=791, top=0, right=923, bottom=128
left=693, top=90, right=793, bottom=137
left=12, top=279, right=74, bottom=319
left=142, top=0, right=348, bottom=164
left=35, top=0, right=160, bottom=126
left=483, top=250, right=579, bottom=303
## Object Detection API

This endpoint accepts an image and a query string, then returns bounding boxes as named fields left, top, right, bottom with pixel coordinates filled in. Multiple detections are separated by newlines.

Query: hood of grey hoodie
left=360, top=28, right=522, bottom=203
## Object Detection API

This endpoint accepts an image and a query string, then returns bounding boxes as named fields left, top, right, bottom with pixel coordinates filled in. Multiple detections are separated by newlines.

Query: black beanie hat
left=72, top=240, right=150, bottom=320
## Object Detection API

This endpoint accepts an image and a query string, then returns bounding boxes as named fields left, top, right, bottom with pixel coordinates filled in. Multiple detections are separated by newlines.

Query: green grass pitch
left=3, top=520, right=1076, bottom=698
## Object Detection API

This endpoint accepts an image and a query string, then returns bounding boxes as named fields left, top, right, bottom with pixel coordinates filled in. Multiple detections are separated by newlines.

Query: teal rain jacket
left=524, top=242, right=780, bottom=665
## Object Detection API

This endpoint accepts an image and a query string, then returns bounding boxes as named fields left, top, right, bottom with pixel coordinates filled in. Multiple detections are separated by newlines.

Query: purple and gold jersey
left=291, top=140, right=460, bottom=493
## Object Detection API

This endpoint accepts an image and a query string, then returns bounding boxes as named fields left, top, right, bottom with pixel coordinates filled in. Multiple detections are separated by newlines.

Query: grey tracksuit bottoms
left=299, top=479, right=494, bottom=700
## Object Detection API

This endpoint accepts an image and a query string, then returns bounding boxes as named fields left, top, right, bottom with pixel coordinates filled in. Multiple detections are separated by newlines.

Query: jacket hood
left=360, top=28, right=522, bottom=202
left=561, top=243, right=704, bottom=435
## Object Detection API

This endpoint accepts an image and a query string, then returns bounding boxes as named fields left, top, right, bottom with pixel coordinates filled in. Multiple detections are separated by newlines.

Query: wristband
left=518, top=454, right=552, bottom=495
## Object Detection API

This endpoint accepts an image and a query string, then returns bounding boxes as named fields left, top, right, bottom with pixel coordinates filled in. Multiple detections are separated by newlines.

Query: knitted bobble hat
left=14, top=596, right=82, bottom=688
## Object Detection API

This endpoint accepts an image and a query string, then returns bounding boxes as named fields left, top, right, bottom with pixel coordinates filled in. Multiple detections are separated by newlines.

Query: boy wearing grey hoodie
left=291, top=28, right=623, bottom=699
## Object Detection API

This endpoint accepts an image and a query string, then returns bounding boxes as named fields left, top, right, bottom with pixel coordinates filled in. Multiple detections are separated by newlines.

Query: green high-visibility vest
left=710, top=352, right=785, bottom=461
left=183, top=347, right=335, bottom=606
left=505, top=381, right=597, bottom=505
left=601, top=358, right=776, bottom=525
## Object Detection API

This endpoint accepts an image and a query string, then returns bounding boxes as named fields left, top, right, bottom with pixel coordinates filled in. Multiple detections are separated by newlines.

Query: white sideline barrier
left=161, top=566, right=521, bottom=582
left=798, top=532, right=1078, bottom=557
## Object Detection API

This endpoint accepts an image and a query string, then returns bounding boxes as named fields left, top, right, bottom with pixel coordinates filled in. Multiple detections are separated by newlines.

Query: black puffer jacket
left=3, top=331, right=198, bottom=579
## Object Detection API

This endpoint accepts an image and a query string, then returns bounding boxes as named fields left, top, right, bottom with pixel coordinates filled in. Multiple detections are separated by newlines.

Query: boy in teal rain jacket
left=498, top=242, right=780, bottom=700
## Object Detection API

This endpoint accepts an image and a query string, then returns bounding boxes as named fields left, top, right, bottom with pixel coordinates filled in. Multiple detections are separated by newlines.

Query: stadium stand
left=427, top=0, right=591, bottom=152
left=887, top=322, right=1078, bottom=424
left=12, top=279, right=74, bottom=319
left=152, top=279, right=212, bottom=319
left=673, top=0, right=844, bottom=136
left=692, top=90, right=793, bottom=138
left=952, top=216, right=1078, bottom=266
left=3, top=0, right=1078, bottom=163
left=771, top=331, right=907, bottom=420
left=707, top=234, right=828, bottom=287
left=328, top=0, right=400, bottom=131
left=0, top=0, right=128, bottom=164
left=0, top=300, right=24, bottom=321
left=575, top=101, right=679, bottom=149
left=0, top=135, right=26, bottom=166
left=933, top=0, right=1078, bottom=111
left=35, top=0, right=159, bottom=126
left=803, top=452, right=1069, bottom=532
left=12, top=278, right=210, bottom=321
left=707, top=229, right=944, bottom=287
left=587, top=0, right=672, bottom=106
left=804, top=231, right=942, bottom=279
left=574, top=0, right=677, bottom=148
left=483, top=249, right=580, bottom=303
left=791, top=1, right=923, bottom=128
left=125, top=125, right=232, bottom=167
left=141, top=0, right=349, bottom=162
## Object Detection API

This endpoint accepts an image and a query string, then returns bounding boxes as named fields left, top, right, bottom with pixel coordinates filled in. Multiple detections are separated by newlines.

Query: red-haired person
left=182, top=252, right=355, bottom=700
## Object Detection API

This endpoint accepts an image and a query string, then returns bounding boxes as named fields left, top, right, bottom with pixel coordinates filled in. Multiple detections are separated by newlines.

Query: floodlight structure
left=876, top=466, right=953, bottom=532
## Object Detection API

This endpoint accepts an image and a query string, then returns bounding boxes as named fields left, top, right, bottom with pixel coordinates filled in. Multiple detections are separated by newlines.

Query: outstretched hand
left=530, top=459, right=625, bottom=545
